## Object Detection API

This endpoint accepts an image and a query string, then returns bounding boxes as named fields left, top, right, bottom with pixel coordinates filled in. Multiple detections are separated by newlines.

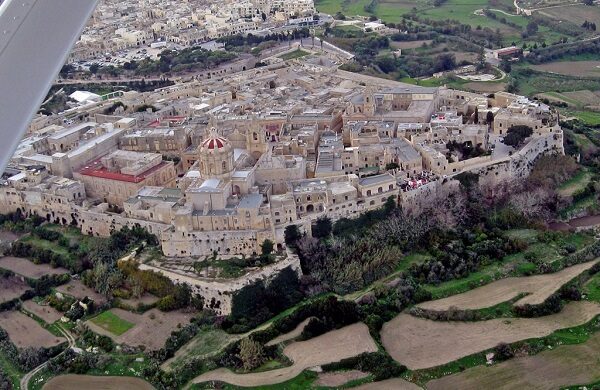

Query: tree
left=473, top=107, right=479, bottom=123
left=525, top=21, right=538, bottom=36
left=89, top=63, right=100, bottom=74
left=261, top=239, right=274, bottom=256
left=584, top=0, right=594, bottom=5
left=503, top=125, right=533, bottom=147
left=261, top=12, right=267, bottom=21
left=334, top=11, right=346, bottom=20
left=385, top=162, right=399, bottom=170
left=284, top=225, right=302, bottom=247
left=486, top=111, right=494, bottom=124
left=312, top=216, right=332, bottom=239
left=237, top=338, right=265, bottom=371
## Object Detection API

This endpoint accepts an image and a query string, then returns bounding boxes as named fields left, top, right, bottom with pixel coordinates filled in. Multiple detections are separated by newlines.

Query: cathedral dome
left=200, top=128, right=231, bottom=153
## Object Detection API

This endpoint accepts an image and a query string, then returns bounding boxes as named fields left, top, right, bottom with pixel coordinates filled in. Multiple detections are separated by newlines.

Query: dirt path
left=417, top=260, right=598, bottom=312
left=22, top=325, right=75, bottom=390
left=193, top=323, right=377, bottom=387
left=381, top=301, right=600, bottom=370
left=265, top=317, right=313, bottom=347
left=427, top=332, right=600, bottom=390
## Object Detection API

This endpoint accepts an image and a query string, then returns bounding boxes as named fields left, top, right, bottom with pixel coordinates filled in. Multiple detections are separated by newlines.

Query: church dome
left=200, top=128, right=231, bottom=153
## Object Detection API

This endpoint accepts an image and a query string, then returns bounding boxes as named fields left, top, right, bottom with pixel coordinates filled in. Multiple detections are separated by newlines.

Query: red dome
left=202, top=137, right=227, bottom=149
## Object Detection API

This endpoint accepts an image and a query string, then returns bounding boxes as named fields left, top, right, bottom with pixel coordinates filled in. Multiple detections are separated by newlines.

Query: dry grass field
left=427, top=332, right=600, bottom=390
left=532, top=61, right=600, bottom=77
left=86, top=308, right=193, bottom=351
left=0, top=310, right=64, bottom=348
left=43, top=375, right=154, bottom=390
left=315, top=370, right=369, bottom=387
left=381, top=301, right=600, bottom=370
left=22, top=300, right=62, bottom=323
left=0, top=276, right=29, bottom=303
left=194, top=323, right=378, bottom=387
left=0, top=257, right=68, bottom=279
left=563, top=90, right=600, bottom=106
left=354, top=378, right=423, bottom=389
left=417, top=260, right=598, bottom=312
left=464, top=82, right=507, bottom=93
left=390, top=40, right=432, bottom=50
left=55, top=280, right=107, bottom=306
left=539, top=4, right=600, bottom=27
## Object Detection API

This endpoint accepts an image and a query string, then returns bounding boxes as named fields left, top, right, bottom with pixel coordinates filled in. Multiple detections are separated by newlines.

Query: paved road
left=20, top=324, right=75, bottom=390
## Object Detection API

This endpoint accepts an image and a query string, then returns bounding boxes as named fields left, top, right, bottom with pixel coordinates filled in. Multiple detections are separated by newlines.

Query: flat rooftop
left=77, top=158, right=169, bottom=183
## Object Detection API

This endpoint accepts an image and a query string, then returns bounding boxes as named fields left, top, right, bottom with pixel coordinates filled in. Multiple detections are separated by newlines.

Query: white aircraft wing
left=0, top=0, right=98, bottom=171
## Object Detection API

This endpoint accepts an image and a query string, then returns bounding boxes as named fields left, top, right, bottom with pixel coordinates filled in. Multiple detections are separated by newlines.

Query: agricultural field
left=22, top=300, right=63, bottom=324
left=0, top=310, right=64, bottom=348
left=315, top=370, right=369, bottom=387
left=511, top=68, right=600, bottom=96
left=538, top=4, right=600, bottom=27
left=0, top=257, right=68, bottom=279
left=390, top=40, right=433, bottom=50
left=90, top=310, right=135, bottom=336
left=427, top=331, right=600, bottom=390
left=354, top=378, right=424, bottom=389
left=418, top=259, right=599, bottom=312
left=0, top=276, right=28, bottom=303
left=193, top=323, right=378, bottom=387
left=87, top=308, right=193, bottom=350
left=44, top=375, right=154, bottom=390
left=55, top=280, right=107, bottom=306
left=381, top=301, right=600, bottom=369
left=532, top=61, right=600, bottom=78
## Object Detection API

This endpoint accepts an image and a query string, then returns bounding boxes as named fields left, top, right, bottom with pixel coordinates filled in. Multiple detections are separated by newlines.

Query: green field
left=165, top=327, right=237, bottom=371
left=90, top=311, right=135, bottom=336
left=573, top=111, right=600, bottom=126
left=279, top=49, right=311, bottom=61
left=558, top=168, right=593, bottom=197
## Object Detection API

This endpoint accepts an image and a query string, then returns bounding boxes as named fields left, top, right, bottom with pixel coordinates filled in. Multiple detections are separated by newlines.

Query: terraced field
left=427, top=331, right=600, bottom=390
left=381, top=301, right=600, bottom=369
left=193, top=323, right=377, bottom=387
left=417, top=260, right=598, bottom=312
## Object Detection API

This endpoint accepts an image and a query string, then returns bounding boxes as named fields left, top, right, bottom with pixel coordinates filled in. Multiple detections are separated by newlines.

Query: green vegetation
left=0, top=351, right=22, bottom=389
left=558, top=167, right=594, bottom=197
left=573, top=110, right=600, bottom=126
left=510, top=67, right=600, bottom=96
left=90, top=311, right=135, bottom=336
left=166, top=327, right=237, bottom=371
left=279, top=49, right=311, bottom=61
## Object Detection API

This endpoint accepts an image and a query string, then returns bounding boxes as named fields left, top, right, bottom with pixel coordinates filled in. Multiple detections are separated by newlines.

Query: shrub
left=322, top=352, right=406, bottom=381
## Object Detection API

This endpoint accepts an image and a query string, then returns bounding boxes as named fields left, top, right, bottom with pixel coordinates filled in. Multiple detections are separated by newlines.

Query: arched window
left=222, top=161, right=226, bottom=171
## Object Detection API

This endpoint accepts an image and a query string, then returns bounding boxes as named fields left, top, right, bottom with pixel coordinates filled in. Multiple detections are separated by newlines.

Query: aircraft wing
left=0, top=0, right=98, bottom=171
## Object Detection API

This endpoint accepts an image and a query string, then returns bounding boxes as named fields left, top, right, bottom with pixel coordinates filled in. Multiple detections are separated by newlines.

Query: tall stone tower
left=364, top=86, right=376, bottom=116
left=246, top=116, right=268, bottom=159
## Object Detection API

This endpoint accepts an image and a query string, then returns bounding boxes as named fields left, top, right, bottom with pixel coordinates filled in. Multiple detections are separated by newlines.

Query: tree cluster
left=223, top=266, right=303, bottom=333
left=503, top=125, right=533, bottom=147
